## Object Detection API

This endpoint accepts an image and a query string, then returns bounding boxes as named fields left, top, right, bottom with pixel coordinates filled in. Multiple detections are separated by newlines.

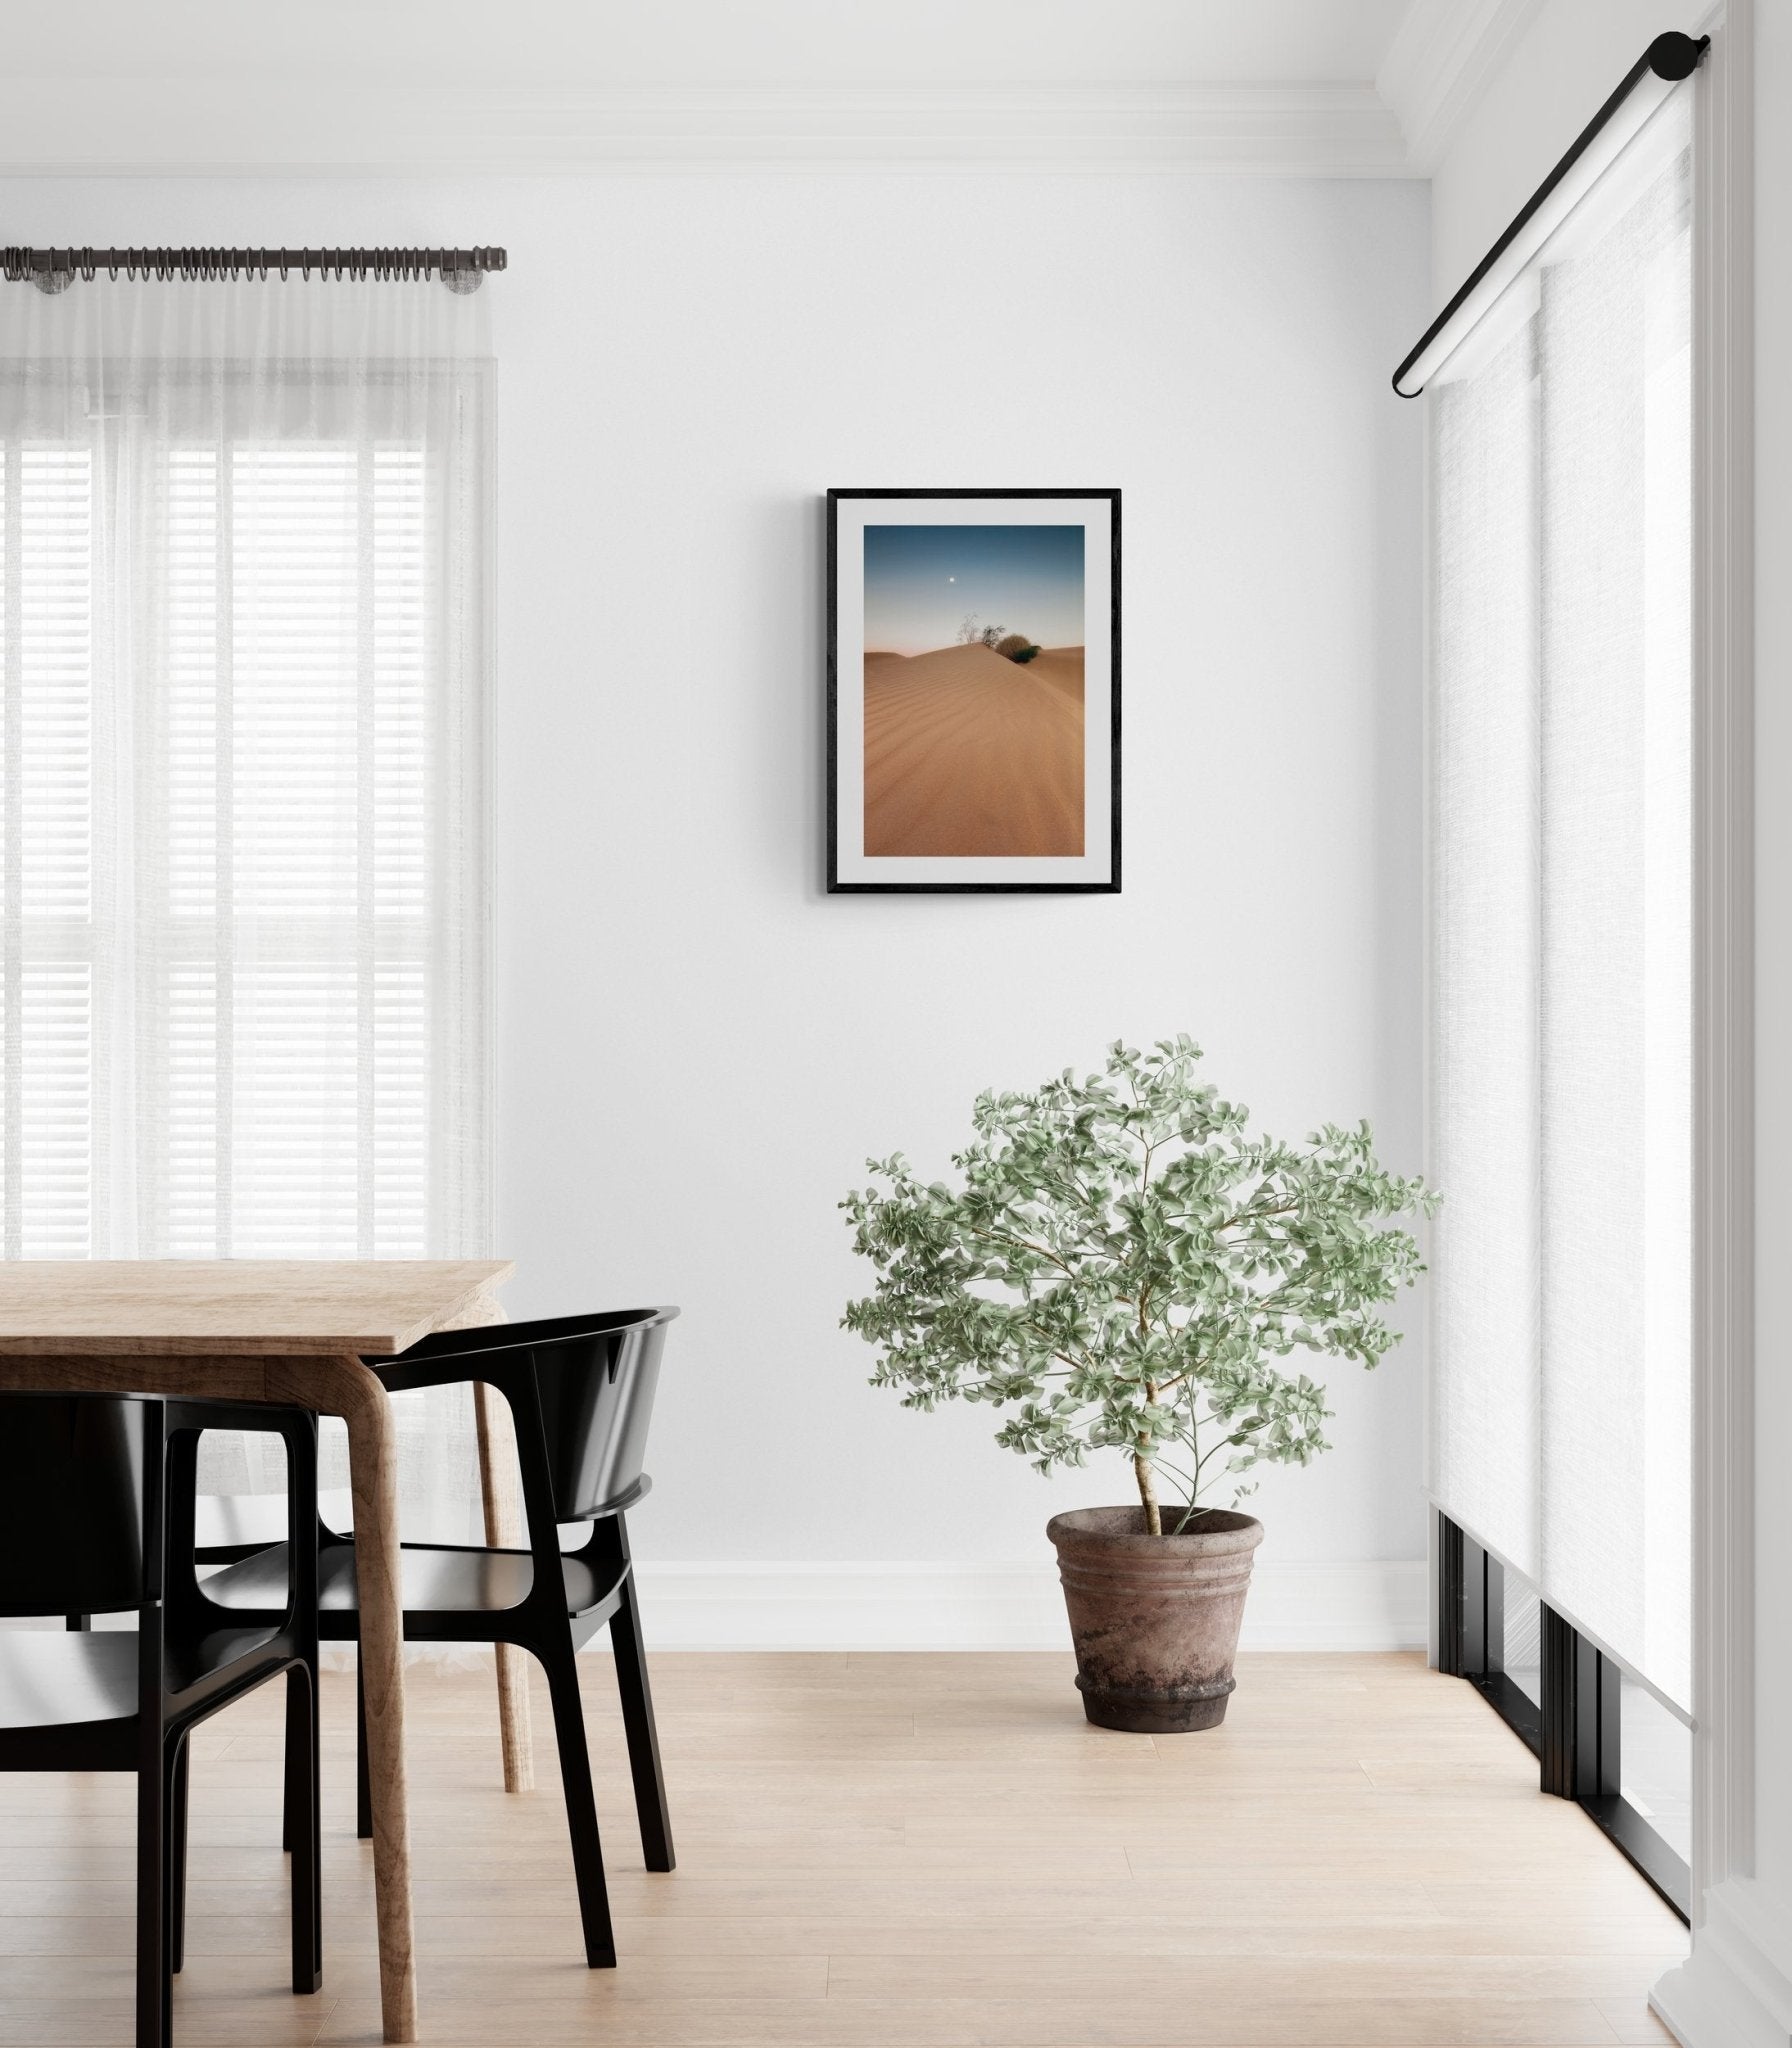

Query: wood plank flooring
left=0, top=1651, right=1686, bottom=2045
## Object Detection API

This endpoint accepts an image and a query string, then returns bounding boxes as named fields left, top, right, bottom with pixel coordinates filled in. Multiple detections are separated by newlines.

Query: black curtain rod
left=1391, top=30, right=1707, bottom=397
left=0, top=246, right=507, bottom=293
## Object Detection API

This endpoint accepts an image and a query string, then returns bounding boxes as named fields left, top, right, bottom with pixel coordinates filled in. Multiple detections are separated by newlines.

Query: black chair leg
left=286, top=1663, right=322, bottom=1993
left=165, top=1736, right=189, bottom=1977
left=609, top=1574, right=675, bottom=1872
left=540, top=1646, right=617, bottom=1968
left=282, top=1657, right=302, bottom=1853
left=354, top=1656, right=372, bottom=1842
left=138, top=1735, right=167, bottom=2048
left=65, top=1613, right=89, bottom=1631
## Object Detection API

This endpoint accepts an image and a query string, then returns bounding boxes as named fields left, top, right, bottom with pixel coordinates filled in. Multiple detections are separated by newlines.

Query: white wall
left=0, top=171, right=1430, bottom=1646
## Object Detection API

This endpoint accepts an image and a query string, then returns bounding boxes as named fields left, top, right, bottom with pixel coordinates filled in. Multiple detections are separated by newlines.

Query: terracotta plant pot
left=1045, top=1506, right=1265, bottom=1733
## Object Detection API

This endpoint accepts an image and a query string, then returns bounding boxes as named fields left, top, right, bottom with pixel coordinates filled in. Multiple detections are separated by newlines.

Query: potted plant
left=842, top=1038, right=1436, bottom=1733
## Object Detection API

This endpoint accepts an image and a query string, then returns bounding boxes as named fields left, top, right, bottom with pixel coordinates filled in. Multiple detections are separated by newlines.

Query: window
left=1438, top=1516, right=1690, bottom=1916
left=0, top=288, right=490, bottom=1263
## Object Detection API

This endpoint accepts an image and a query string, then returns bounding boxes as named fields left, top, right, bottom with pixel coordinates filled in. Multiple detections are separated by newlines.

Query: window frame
left=1436, top=1508, right=1690, bottom=1920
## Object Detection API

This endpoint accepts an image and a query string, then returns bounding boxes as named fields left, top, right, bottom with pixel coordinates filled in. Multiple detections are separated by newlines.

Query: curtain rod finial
left=1648, top=31, right=1710, bottom=82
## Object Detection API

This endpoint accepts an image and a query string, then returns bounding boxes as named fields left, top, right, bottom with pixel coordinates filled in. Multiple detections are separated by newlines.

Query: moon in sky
left=947, top=575, right=955, bottom=582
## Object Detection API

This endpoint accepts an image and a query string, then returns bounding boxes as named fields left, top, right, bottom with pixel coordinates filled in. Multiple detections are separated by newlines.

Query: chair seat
left=202, top=1539, right=626, bottom=1634
left=0, top=1623, right=284, bottom=1732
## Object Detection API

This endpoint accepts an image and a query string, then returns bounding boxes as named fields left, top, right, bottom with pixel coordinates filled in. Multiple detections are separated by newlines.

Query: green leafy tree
left=841, top=1038, right=1437, bottom=1534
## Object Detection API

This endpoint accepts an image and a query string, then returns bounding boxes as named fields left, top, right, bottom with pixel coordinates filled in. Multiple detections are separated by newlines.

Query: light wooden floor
left=0, top=1651, right=1686, bottom=2046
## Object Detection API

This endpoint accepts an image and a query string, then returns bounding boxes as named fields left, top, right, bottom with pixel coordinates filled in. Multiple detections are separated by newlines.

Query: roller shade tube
left=1392, top=31, right=1707, bottom=398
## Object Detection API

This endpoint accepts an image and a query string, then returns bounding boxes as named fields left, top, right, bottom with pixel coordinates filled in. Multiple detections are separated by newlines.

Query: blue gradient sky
left=863, top=524, right=1084, bottom=656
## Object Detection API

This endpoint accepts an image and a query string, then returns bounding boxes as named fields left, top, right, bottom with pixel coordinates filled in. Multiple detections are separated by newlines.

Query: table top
left=0, top=1259, right=514, bottom=1357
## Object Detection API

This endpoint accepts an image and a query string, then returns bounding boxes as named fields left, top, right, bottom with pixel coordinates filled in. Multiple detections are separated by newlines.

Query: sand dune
left=863, top=642, right=1084, bottom=859
left=1025, top=647, right=1086, bottom=706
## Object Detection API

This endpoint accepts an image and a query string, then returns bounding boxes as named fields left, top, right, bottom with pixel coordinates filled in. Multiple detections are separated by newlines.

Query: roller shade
left=1429, top=89, right=1693, bottom=1711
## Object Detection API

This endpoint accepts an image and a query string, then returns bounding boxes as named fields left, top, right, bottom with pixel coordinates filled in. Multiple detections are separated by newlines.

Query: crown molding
left=0, top=11, right=1553, bottom=183
left=1376, top=0, right=1545, bottom=173
left=0, top=78, right=1417, bottom=177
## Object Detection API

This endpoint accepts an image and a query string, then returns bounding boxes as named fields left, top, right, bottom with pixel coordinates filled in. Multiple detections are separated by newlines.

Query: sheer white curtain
left=1431, top=92, right=1692, bottom=1711
left=0, top=275, right=492, bottom=1542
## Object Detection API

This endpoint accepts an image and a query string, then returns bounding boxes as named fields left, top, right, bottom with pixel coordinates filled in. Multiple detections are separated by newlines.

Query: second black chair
left=200, top=1305, right=677, bottom=1969
left=0, top=1393, right=320, bottom=2048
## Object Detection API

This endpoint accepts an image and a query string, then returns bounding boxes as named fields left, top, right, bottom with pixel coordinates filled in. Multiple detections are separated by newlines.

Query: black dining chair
left=0, top=1392, right=321, bottom=2048
left=199, top=1304, right=677, bottom=1970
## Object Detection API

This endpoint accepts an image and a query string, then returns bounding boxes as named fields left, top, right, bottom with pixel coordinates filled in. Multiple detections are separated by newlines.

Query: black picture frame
left=826, top=487, right=1122, bottom=894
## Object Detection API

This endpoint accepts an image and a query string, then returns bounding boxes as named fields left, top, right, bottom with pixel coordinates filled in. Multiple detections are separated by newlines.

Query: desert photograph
left=862, top=523, right=1085, bottom=858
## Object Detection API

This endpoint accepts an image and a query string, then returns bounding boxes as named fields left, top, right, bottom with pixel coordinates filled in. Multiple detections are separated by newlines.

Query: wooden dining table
left=0, top=1258, right=522, bottom=2044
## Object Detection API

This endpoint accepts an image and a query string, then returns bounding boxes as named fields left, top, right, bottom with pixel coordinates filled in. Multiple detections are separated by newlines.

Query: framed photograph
left=827, top=488, right=1120, bottom=893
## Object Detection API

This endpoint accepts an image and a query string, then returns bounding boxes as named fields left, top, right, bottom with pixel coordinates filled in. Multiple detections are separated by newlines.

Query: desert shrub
left=1012, top=645, right=1041, bottom=664
left=994, top=634, right=1032, bottom=659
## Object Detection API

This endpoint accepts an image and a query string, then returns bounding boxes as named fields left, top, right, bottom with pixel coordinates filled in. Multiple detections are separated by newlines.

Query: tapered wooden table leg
left=319, top=1357, right=417, bottom=2044
left=474, top=1381, right=535, bottom=1792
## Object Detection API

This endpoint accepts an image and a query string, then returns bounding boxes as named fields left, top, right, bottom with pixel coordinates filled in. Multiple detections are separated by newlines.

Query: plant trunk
left=1133, top=1448, right=1162, bottom=1536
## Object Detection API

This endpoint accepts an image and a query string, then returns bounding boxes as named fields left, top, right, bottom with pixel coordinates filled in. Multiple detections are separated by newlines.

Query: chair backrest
left=388, top=1306, right=675, bottom=1523
left=0, top=1395, right=149, bottom=1617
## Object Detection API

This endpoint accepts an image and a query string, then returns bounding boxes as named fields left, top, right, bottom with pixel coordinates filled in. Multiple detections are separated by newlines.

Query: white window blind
left=0, top=278, right=492, bottom=1535
left=152, top=436, right=444, bottom=1258
left=1430, top=93, right=1692, bottom=1710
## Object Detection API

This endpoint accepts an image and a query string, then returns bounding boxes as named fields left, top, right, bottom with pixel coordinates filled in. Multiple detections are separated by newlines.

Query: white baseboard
left=626, top=1557, right=1428, bottom=1653
left=6, top=1558, right=1427, bottom=1661
left=1651, top=1881, right=1792, bottom=2048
